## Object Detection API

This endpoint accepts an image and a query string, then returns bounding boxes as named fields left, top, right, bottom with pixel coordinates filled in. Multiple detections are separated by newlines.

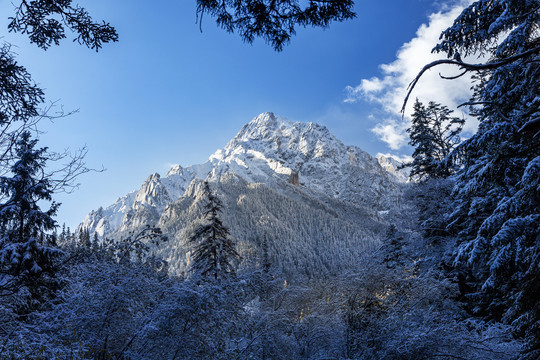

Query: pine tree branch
left=456, top=101, right=494, bottom=108
left=518, top=116, right=540, bottom=138
left=439, top=69, right=469, bottom=80
left=401, top=46, right=540, bottom=116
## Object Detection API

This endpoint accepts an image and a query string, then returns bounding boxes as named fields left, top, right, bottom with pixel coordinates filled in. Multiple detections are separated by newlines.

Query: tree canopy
left=404, top=99, right=464, bottom=180
left=8, top=0, right=118, bottom=51
left=196, top=0, right=356, bottom=51
left=189, top=181, right=240, bottom=280
left=405, top=1, right=539, bottom=358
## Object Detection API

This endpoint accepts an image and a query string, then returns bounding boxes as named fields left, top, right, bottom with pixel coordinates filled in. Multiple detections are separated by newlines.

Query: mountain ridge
left=78, top=112, right=408, bottom=276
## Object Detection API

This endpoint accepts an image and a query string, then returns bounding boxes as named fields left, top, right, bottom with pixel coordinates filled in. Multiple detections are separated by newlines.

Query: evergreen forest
left=0, top=0, right=538, bottom=359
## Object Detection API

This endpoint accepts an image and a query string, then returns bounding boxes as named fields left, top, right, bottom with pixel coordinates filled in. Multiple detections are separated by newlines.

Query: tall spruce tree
left=0, top=131, right=61, bottom=301
left=406, top=1, right=539, bottom=357
left=405, top=99, right=464, bottom=180
left=404, top=100, right=464, bottom=240
left=78, top=227, right=91, bottom=248
left=189, top=181, right=240, bottom=280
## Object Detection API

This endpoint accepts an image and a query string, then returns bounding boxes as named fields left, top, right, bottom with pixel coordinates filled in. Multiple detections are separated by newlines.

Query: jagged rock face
left=376, top=155, right=410, bottom=183
left=78, top=112, right=408, bottom=276
left=81, top=192, right=137, bottom=237
left=119, top=173, right=172, bottom=231
left=133, top=173, right=171, bottom=210
left=210, top=112, right=401, bottom=209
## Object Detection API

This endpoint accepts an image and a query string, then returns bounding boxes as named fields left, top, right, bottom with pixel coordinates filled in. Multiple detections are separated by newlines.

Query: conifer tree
left=92, top=232, right=99, bottom=248
left=407, top=1, right=539, bottom=357
left=404, top=99, right=464, bottom=180
left=189, top=181, right=240, bottom=280
left=59, top=223, right=67, bottom=244
left=403, top=99, right=463, bottom=239
left=195, top=0, right=355, bottom=51
left=0, top=131, right=61, bottom=300
left=78, top=227, right=91, bottom=248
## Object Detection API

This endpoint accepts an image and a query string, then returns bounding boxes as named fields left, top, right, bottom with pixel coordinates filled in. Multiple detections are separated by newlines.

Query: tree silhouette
left=404, top=99, right=463, bottom=180
left=0, top=131, right=61, bottom=301
left=189, top=181, right=240, bottom=280
left=196, top=0, right=355, bottom=51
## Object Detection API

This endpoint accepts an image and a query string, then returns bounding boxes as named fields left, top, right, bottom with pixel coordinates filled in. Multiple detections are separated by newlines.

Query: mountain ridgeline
left=78, top=113, right=408, bottom=276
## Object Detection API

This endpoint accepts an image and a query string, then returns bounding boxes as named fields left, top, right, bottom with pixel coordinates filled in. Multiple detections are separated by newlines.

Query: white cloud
left=345, top=1, right=478, bottom=150
left=376, top=152, right=413, bottom=164
left=371, top=119, right=409, bottom=150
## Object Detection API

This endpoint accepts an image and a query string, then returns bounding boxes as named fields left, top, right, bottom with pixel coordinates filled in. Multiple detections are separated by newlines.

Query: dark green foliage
left=78, top=227, right=90, bottom=248
left=8, top=0, right=118, bottom=51
left=102, top=225, right=168, bottom=266
left=0, top=1, right=118, bottom=301
left=0, top=131, right=61, bottom=300
left=0, top=43, right=43, bottom=126
left=189, top=181, right=240, bottom=280
left=7, top=0, right=354, bottom=53
left=196, top=0, right=356, bottom=51
left=424, top=1, right=540, bottom=357
left=404, top=99, right=464, bottom=180
left=0, top=43, right=45, bottom=176
left=433, top=0, right=539, bottom=59
left=402, top=100, right=462, bottom=240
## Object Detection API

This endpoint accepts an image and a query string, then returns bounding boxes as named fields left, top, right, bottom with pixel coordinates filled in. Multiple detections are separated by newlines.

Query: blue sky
left=0, top=0, right=472, bottom=228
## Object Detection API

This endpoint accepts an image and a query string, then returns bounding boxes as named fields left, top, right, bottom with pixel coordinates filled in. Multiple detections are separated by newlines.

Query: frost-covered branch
left=401, top=46, right=540, bottom=115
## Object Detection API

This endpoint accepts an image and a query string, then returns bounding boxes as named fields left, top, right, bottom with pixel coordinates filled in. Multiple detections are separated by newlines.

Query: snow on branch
left=401, top=46, right=540, bottom=116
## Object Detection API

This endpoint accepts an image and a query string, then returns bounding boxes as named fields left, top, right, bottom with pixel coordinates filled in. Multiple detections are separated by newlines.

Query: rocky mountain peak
left=203, top=113, right=406, bottom=209
left=133, top=173, right=170, bottom=210
left=78, top=112, right=408, bottom=254
left=166, top=164, right=183, bottom=177
left=230, top=112, right=287, bottom=146
left=213, top=112, right=346, bottom=170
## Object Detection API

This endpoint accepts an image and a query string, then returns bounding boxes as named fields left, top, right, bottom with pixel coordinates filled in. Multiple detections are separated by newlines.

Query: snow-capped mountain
left=79, top=112, right=408, bottom=276
left=209, top=113, right=402, bottom=207
left=376, top=154, right=410, bottom=183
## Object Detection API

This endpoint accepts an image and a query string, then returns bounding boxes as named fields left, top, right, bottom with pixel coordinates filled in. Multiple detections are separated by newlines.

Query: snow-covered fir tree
left=427, top=1, right=539, bottom=357
left=402, top=100, right=463, bottom=240
left=78, top=227, right=91, bottom=248
left=0, top=131, right=61, bottom=303
left=189, top=181, right=240, bottom=280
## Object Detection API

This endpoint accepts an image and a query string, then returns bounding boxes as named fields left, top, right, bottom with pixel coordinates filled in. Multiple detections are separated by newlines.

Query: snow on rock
left=77, top=112, right=406, bottom=273
left=79, top=191, right=137, bottom=237
left=133, top=173, right=171, bottom=210
left=376, top=154, right=411, bottom=183
left=208, top=112, right=401, bottom=208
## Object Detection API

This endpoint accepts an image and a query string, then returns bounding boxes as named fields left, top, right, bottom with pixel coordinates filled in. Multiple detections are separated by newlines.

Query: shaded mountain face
left=376, top=155, right=410, bottom=183
left=78, top=112, right=407, bottom=277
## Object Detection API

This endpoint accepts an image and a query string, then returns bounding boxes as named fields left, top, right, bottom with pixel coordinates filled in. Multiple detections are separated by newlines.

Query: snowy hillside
left=78, top=112, right=408, bottom=276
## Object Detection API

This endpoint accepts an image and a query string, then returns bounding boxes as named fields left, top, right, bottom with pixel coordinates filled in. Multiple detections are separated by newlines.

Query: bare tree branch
left=401, top=46, right=540, bottom=116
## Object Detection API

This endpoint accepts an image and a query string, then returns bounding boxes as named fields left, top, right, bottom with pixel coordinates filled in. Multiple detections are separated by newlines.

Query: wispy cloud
left=345, top=1, right=477, bottom=150
left=372, top=120, right=408, bottom=151
left=376, top=152, right=413, bottom=164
